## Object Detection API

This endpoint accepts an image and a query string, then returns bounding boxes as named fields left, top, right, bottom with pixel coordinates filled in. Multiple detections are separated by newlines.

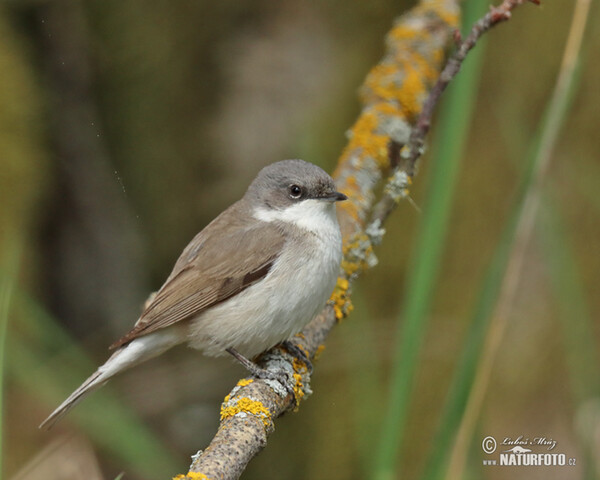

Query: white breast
left=188, top=200, right=342, bottom=358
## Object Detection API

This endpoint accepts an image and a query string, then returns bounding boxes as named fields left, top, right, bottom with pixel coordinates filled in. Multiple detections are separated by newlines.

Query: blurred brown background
left=1, top=1, right=599, bottom=479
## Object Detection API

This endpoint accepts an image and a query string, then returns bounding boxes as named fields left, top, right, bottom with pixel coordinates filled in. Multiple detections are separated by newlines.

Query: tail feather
left=39, top=326, right=186, bottom=430
left=39, top=368, right=110, bottom=430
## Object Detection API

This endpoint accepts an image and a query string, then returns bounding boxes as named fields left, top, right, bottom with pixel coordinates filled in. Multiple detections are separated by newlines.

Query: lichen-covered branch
left=175, top=1, right=534, bottom=478
left=369, top=0, right=540, bottom=230
left=404, top=0, right=539, bottom=175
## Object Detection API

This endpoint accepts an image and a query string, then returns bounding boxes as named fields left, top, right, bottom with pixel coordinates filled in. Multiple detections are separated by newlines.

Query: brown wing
left=110, top=202, right=285, bottom=349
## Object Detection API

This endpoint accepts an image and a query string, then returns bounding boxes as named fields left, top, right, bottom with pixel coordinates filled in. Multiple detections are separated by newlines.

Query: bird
left=40, top=159, right=347, bottom=429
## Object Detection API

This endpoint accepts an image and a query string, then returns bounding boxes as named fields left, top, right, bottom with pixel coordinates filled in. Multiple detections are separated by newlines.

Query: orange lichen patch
left=342, top=233, right=375, bottom=276
left=363, top=64, right=407, bottom=102
left=337, top=196, right=362, bottom=224
left=364, top=52, right=440, bottom=122
left=336, top=175, right=369, bottom=224
left=396, top=62, right=427, bottom=120
left=392, top=2, right=460, bottom=38
left=220, top=397, right=272, bottom=429
left=330, top=0, right=458, bottom=318
left=365, top=63, right=400, bottom=84
left=353, top=0, right=458, bottom=124
left=424, top=0, right=460, bottom=28
left=337, top=175, right=361, bottom=198
left=388, top=23, right=428, bottom=43
left=438, top=9, right=460, bottom=30
left=292, top=372, right=305, bottom=409
left=173, top=473, right=210, bottom=480
left=237, top=378, right=254, bottom=388
left=345, top=112, right=390, bottom=169
left=407, top=0, right=461, bottom=30
left=295, top=344, right=310, bottom=362
left=342, top=174, right=359, bottom=192
left=372, top=101, right=403, bottom=117
left=292, top=356, right=309, bottom=375
left=330, top=277, right=353, bottom=321
left=340, top=257, right=359, bottom=278
left=398, top=54, right=438, bottom=115
left=314, top=344, right=326, bottom=361
left=431, top=46, right=444, bottom=66
left=275, top=344, right=310, bottom=372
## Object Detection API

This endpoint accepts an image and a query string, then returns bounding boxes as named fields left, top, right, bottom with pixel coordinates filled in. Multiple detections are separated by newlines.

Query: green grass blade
left=422, top=0, right=593, bottom=477
left=0, top=242, right=20, bottom=480
left=539, top=201, right=600, bottom=480
left=7, top=291, right=182, bottom=479
left=420, top=203, right=520, bottom=480
left=540, top=203, right=600, bottom=401
left=372, top=2, right=489, bottom=477
left=339, top=287, right=385, bottom=474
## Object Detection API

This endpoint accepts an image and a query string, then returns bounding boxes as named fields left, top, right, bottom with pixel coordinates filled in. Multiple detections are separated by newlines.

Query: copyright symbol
left=482, top=436, right=497, bottom=454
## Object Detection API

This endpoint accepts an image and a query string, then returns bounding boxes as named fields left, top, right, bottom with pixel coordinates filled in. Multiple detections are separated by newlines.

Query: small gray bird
left=40, top=159, right=346, bottom=429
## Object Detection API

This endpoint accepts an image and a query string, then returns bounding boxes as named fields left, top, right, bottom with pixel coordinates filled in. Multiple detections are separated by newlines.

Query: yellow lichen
left=237, top=378, right=254, bottom=388
left=330, top=276, right=353, bottom=321
left=331, top=231, right=377, bottom=320
left=431, top=47, right=444, bottom=66
left=362, top=50, right=440, bottom=122
left=372, top=102, right=402, bottom=117
left=425, top=0, right=460, bottom=28
left=365, top=53, right=439, bottom=122
left=292, top=372, right=305, bottom=409
left=353, top=0, right=458, bottom=126
left=295, top=344, right=310, bottom=363
left=407, top=1, right=460, bottom=31
left=345, top=112, right=390, bottom=168
left=402, top=52, right=440, bottom=114
left=289, top=354, right=310, bottom=408
left=337, top=196, right=362, bottom=223
left=342, top=174, right=358, bottom=191
left=388, top=23, right=426, bottom=42
left=189, top=473, right=210, bottom=480
left=173, top=474, right=210, bottom=480
left=340, top=233, right=375, bottom=277
left=220, top=397, right=272, bottom=429
left=314, top=344, right=326, bottom=360
left=292, top=356, right=308, bottom=374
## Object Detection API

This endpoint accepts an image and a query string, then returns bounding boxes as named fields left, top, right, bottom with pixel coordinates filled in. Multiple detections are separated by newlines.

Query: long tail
left=39, top=327, right=186, bottom=430
left=39, top=366, right=111, bottom=430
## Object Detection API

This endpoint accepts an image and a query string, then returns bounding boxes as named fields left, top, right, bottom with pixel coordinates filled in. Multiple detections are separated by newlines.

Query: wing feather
left=110, top=203, right=285, bottom=349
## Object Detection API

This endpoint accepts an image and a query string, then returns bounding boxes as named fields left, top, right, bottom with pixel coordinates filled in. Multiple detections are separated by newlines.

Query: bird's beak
left=321, top=191, right=348, bottom=202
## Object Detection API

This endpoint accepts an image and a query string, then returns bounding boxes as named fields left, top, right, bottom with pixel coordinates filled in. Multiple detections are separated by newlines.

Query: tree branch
left=176, top=1, right=536, bottom=478
left=369, top=0, right=539, bottom=229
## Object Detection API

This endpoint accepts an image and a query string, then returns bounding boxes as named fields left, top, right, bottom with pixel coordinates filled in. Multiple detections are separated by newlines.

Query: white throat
left=253, top=199, right=338, bottom=233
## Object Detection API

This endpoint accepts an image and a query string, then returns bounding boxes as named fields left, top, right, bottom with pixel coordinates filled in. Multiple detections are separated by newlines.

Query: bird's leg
left=226, top=347, right=295, bottom=397
left=280, top=340, right=313, bottom=373
left=226, top=347, right=266, bottom=377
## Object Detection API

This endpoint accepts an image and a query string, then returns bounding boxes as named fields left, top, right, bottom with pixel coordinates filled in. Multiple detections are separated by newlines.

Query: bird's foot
left=280, top=340, right=313, bottom=373
left=226, top=347, right=295, bottom=397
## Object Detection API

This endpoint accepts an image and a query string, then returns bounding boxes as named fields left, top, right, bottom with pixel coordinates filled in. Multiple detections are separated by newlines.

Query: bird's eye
left=288, top=184, right=302, bottom=199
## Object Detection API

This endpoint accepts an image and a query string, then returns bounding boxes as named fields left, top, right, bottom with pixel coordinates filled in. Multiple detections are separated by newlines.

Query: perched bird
left=40, top=159, right=346, bottom=429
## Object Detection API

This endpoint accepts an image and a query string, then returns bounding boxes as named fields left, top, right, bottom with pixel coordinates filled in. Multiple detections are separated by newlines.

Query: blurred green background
left=1, top=1, right=599, bottom=479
